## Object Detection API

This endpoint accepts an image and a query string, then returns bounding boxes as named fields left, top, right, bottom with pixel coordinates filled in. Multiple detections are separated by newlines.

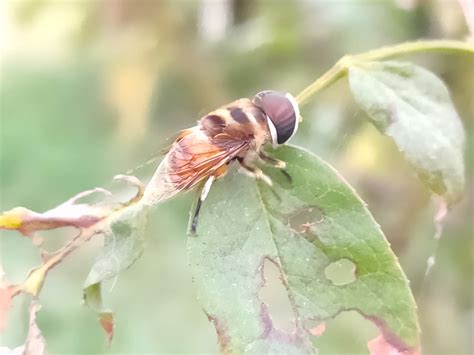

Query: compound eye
left=254, top=91, right=299, bottom=145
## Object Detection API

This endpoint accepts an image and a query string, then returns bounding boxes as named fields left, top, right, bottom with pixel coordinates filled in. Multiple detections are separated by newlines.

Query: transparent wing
left=141, top=128, right=249, bottom=206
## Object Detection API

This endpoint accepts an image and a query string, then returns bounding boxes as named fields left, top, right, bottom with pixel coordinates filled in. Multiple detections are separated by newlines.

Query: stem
left=295, top=39, right=474, bottom=107
left=361, top=39, right=474, bottom=61
left=295, top=57, right=349, bottom=106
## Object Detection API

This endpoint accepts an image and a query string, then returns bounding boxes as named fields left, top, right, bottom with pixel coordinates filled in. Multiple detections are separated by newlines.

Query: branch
left=295, top=39, right=474, bottom=106
left=0, top=175, right=145, bottom=332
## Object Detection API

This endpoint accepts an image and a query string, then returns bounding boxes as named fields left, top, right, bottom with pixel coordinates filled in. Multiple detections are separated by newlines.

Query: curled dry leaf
left=0, top=188, right=113, bottom=236
left=82, top=176, right=148, bottom=344
left=23, top=301, right=46, bottom=355
left=0, top=175, right=147, bottom=345
left=0, top=301, right=46, bottom=355
left=81, top=202, right=148, bottom=344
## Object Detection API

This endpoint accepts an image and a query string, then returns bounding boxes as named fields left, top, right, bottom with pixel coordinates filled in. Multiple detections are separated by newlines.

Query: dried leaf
left=0, top=301, right=46, bottom=354
left=83, top=202, right=149, bottom=343
left=0, top=188, right=113, bottom=236
left=23, top=301, right=46, bottom=355
left=83, top=283, right=114, bottom=345
left=0, top=175, right=146, bottom=344
left=0, top=267, right=14, bottom=331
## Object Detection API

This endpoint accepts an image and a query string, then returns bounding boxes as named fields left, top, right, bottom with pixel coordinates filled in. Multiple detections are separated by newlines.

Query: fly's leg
left=259, top=151, right=286, bottom=168
left=190, top=198, right=202, bottom=236
left=190, top=175, right=215, bottom=235
left=258, top=151, right=292, bottom=183
left=189, top=165, right=229, bottom=235
left=238, top=158, right=273, bottom=186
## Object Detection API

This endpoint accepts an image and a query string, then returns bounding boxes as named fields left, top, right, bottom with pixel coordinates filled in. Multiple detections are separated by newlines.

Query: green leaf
left=188, top=145, right=419, bottom=354
left=348, top=60, right=465, bottom=203
left=83, top=203, right=148, bottom=343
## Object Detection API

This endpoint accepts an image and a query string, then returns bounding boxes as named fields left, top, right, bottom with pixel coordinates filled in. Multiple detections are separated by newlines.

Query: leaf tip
left=99, top=312, right=114, bottom=346
left=0, top=207, right=28, bottom=231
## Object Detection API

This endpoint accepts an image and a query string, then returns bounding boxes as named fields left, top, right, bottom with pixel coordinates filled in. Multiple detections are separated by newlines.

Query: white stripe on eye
left=266, top=117, right=278, bottom=148
left=285, top=92, right=300, bottom=141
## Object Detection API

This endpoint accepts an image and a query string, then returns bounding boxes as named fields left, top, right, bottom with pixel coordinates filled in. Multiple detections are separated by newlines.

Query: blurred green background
left=1, top=0, right=473, bottom=354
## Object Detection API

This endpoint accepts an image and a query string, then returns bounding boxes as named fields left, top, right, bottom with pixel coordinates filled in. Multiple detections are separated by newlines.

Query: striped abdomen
left=199, top=98, right=271, bottom=152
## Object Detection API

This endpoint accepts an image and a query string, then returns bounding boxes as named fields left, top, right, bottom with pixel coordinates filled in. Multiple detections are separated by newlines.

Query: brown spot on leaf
left=206, top=312, right=231, bottom=354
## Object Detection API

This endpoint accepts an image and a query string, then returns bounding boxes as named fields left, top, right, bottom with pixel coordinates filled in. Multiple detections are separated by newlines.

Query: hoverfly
left=141, top=90, right=300, bottom=233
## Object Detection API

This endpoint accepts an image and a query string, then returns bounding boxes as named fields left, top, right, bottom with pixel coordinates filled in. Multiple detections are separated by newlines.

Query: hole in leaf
left=288, top=206, right=323, bottom=233
left=37, top=226, right=77, bottom=252
left=312, top=310, right=378, bottom=353
left=324, top=259, right=356, bottom=286
left=258, top=258, right=295, bottom=333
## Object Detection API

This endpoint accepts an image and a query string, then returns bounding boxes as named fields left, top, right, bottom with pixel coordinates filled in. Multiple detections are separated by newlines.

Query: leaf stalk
left=295, top=39, right=474, bottom=107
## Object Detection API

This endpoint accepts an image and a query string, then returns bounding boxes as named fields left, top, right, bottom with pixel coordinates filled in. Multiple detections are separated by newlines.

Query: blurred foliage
left=0, top=0, right=472, bottom=353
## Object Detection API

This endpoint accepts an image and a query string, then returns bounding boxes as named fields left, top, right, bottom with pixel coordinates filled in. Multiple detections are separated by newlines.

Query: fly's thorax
left=199, top=99, right=270, bottom=145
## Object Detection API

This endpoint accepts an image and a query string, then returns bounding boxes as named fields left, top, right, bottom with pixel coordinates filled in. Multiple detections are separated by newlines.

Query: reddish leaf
left=23, top=301, right=46, bottom=355
left=99, top=312, right=114, bottom=345
left=0, top=267, right=14, bottom=331
left=368, top=334, right=420, bottom=355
